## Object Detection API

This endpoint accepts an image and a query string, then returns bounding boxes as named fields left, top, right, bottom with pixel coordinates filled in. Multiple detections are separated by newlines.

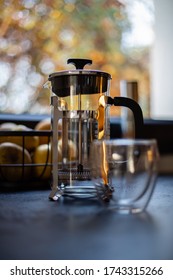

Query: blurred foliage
left=0, top=0, right=151, bottom=116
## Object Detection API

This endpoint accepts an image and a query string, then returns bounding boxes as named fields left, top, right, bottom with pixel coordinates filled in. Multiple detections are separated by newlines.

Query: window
left=0, top=0, right=154, bottom=117
left=151, top=0, right=173, bottom=120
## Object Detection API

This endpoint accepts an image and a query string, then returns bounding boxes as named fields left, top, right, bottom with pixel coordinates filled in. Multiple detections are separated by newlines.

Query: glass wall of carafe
left=49, top=67, right=112, bottom=200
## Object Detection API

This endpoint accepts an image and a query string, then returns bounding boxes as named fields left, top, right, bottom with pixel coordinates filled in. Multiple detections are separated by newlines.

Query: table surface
left=0, top=175, right=173, bottom=260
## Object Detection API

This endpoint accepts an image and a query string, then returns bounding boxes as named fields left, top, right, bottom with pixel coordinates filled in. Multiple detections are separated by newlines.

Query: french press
left=47, top=58, right=143, bottom=200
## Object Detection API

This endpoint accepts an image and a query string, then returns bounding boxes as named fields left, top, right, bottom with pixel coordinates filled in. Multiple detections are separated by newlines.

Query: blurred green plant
left=0, top=0, right=151, bottom=116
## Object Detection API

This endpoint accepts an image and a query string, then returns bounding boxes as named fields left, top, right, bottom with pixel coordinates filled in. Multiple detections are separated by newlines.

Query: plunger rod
left=78, top=93, right=83, bottom=172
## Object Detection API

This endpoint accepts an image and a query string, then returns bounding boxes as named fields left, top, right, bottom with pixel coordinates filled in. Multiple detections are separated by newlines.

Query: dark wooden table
left=0, top=175, right=173, bottom=260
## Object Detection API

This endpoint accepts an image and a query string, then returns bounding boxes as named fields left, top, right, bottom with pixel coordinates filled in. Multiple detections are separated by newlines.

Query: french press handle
left=107, top=96, right=144, bottom=139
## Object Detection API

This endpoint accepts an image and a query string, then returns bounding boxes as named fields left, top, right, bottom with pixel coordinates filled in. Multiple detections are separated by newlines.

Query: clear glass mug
left=90, top=139, right=159, bottom=214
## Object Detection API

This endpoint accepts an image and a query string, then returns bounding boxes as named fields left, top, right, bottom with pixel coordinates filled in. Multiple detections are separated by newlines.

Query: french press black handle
left=107, top=96, right=144, bottom=139
left=67, top=58, right=92, bottom=69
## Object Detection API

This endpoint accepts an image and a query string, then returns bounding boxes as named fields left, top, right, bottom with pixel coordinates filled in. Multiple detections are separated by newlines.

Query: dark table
left=0, top=175, right=173, bottom=260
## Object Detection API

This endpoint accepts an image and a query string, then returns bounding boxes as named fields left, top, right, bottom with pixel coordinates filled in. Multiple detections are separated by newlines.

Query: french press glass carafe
left=47, top=59, right=143, bottom=200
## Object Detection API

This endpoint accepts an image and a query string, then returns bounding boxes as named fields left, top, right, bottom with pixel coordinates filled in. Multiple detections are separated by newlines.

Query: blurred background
left=0, top=0, right=164, bottom=118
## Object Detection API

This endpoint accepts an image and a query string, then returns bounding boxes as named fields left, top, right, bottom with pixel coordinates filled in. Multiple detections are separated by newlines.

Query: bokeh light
left=0, top=0, right=154, bottom=116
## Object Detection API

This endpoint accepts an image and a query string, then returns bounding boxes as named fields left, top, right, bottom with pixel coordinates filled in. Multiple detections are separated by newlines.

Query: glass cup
left=90, top=139, right=159, bottom=214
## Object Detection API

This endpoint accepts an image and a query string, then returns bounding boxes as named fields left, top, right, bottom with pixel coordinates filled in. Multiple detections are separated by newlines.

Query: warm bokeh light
left=0, top=0, right=154, bottom=116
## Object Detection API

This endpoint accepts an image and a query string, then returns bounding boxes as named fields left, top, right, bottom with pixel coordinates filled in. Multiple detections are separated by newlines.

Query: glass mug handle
left=107, top=96, right=144, bottom=139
